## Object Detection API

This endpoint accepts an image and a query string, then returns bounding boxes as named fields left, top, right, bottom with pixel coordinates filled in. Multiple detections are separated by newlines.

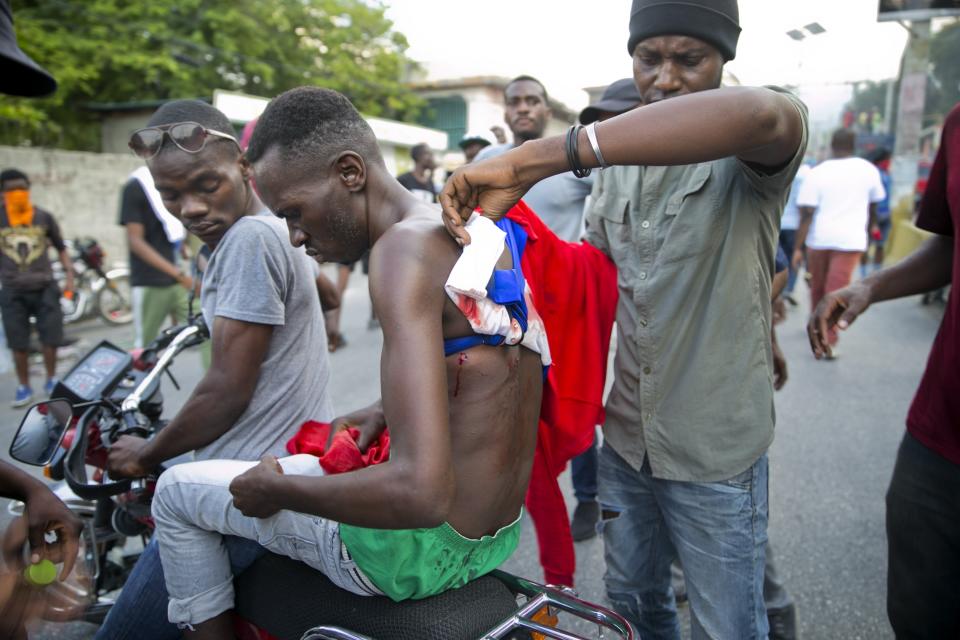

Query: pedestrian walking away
left=793, top=128, right=885, bottom=354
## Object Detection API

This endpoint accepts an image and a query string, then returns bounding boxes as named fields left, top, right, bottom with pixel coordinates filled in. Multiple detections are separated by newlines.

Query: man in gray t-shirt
left=97, top=100, right=334, bottom=640
left=196, top=213, right=333, bottom=459
left=475, top=75, right=593, bottom=242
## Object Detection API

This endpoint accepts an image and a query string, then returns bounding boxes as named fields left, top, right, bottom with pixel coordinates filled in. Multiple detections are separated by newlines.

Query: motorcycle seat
left=234, top=552, right=520, bottom=640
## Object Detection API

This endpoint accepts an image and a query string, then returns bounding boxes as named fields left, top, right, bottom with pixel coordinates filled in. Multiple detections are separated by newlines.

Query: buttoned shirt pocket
left=657, top=164, right=723, bottom=264
left=592, top=192, right=638, bottom=284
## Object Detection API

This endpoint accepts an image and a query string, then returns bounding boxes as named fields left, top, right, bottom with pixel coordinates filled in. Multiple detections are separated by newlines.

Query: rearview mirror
left=10, top=399, right=74, bottom=466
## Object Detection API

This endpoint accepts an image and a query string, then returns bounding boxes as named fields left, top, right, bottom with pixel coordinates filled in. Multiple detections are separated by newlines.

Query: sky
left=384, top=0, right=910, bottom=115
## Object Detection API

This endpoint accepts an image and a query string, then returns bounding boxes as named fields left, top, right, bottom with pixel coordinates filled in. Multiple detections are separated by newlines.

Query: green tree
left=928, top=19, right=960, bottom=122
left=1, top=0, right=423, bottom=150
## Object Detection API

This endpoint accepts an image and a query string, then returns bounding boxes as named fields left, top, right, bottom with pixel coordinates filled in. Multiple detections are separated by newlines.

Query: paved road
left=0, top=267, right=946, bottom=639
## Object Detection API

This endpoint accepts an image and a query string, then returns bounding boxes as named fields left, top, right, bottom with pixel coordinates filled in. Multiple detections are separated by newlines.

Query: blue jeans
left=598, top=444, right=769, bottom=640
left=95, top=535, right=266, bottom=640
left=570, top=434, right=598, bottom=503
left=778, top=229, right=798, bottom=293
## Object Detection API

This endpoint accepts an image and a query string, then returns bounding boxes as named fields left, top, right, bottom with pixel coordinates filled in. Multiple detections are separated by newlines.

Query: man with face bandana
left=440, top=1, right=809, bottom=637
left=0, top=168, right=74, bottom=406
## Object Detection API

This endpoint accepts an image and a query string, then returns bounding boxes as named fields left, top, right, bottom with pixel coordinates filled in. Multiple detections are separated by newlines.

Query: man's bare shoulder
left=373, top=209, right=460, bottom=278
left=368, top=208, right=461, bottom=314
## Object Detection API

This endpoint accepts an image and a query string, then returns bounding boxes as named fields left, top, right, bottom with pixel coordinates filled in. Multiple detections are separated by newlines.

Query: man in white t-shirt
left=793, top=128, right=885, bottom=353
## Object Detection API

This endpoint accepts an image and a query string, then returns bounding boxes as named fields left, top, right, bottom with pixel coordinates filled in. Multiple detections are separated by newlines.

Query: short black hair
left=146, top=100, right=235, bottom=137
left=869, top=147, right=891, bottom=164
left=410, top=143, right=431, bottom=162
left=831, top=128, right=856, bottom=152
left=0, top=168, right=29, bottom=187
left=505, top=75, right=548, bottom=103
left=246, top=86, right=381, bottom=169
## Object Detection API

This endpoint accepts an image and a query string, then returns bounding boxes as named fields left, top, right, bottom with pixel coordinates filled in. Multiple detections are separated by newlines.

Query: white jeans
left=152, top=454, right=382, bottom=628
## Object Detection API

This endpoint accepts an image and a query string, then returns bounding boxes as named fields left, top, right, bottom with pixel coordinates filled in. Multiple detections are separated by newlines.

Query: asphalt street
left=0, top=265, right=947, bottom=639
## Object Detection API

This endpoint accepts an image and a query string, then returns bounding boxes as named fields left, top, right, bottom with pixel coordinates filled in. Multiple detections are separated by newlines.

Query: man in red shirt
left=808, top=103, right=960, bottom=637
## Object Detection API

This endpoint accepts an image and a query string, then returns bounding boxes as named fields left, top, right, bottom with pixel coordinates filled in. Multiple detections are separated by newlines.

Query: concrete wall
left=101, top=111, right=153, bottom=155
left=0, top=146, right=142, bottom=266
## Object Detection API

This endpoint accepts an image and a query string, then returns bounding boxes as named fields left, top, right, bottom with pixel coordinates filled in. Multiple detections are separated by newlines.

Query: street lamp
left=785, top=22, right=827, bottom=86
left=786, top=21, right=826, bottom=40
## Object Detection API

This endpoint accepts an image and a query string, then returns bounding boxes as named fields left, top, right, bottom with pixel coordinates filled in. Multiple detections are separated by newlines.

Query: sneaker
left=12, top=385, right=33, bottom=408
left=768, top=603, right=798, bottom=640
left=44, top=378, right=59, bottom=396
left=570, top=500, right=600, bottom=542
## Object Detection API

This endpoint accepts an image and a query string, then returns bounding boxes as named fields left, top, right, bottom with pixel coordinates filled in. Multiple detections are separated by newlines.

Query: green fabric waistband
left=339, top=510, right=523, bottom=602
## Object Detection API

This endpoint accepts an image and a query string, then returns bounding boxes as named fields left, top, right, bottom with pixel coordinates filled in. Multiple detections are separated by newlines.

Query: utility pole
left=890, top=20, right=932, bottom=203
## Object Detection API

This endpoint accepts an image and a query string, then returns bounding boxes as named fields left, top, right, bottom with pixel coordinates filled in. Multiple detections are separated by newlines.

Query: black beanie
left=628, top=0, right=741, bottom=61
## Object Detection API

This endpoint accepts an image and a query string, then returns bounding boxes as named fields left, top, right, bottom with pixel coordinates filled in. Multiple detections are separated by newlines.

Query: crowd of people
left=1, top=0, right=958, bottom=639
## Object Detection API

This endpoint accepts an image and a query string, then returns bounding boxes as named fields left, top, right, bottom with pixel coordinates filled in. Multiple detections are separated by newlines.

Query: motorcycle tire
left=98, top=273, right=133, bottom=325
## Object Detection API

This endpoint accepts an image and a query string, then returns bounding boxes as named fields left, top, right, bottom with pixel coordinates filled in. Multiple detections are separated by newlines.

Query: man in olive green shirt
left=439, top=1, right=808, bottom=637
left=579, top=3, right=808, bottom=638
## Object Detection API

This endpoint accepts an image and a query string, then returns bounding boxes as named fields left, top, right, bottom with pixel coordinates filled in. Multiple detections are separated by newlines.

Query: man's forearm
left=512, top=87, right=801, bottom=187
left=272, top=459, right=451, bottom=530
left=0, top=461, right=47, bottom=503
left=794, top=210, right=814, bottom=253
left=863, top=235, right=953, bottom=304
left=58, top=250, right=74, bottom=287
left=140, top=379, right=251, bottom=467
left=772, top=270, right=787, bottom=300
left=129, top=235, right=181, bottom=280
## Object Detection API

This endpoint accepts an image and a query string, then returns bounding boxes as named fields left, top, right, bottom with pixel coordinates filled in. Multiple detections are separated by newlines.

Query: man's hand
left=807, top=280, right=872, bottom=359
left=229, top=455, right=284, bottom=519
left=791, top=247, right=804, bottom=272
left=772, top=296, right=787, bottom=326
left=440, top=154, right=530, bottom=247
left=176, top=272, right=194, bottom=291
left=772, top=339, right=788, bottom=391
left=21, top=487, right=81, bottom=581
left=106, top=436, right=151, bottom=479
left=326, top=401, right=386, bottom=452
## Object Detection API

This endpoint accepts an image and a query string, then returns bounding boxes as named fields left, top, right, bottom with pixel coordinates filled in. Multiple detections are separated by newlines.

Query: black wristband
left=565, top=125, right=591, bottom=179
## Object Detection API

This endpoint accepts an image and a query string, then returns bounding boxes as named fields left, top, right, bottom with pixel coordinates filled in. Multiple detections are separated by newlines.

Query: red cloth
left=909, top=102, right=960, bottom=465
left=506, top=201, right=619, bottom=586
left=286, top=421, right=390, bottom=474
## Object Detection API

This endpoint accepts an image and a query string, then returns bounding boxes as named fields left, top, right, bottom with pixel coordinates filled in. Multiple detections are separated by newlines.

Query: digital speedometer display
left=62, top=344, right=132, bottom=401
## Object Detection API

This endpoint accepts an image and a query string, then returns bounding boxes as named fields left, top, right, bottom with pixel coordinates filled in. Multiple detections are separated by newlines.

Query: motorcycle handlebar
left=64, top=406, right=132, bottom=501
left=123, top=316, right=208, bottom=415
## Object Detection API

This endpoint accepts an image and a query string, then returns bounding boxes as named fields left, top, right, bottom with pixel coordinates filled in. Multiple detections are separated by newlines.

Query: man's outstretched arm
left=807, top=235, right=953, bottom=359
left=230, top=230, right=455, bottom=529
left=441, top=87, right=805, bottom=240
left=107, top=317, right=273, bottom=477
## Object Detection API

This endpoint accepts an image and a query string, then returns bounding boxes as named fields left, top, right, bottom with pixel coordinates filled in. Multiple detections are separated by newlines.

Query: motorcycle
left=8, top=319, right=634, bottom=640
left=7, top=315, right=207, bottom=623
left=54, top=237, right=133, bottom=326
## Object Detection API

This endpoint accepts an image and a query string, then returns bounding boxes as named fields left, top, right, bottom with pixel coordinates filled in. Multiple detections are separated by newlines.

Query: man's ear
left=238, top=155, right=253, bottom=183
left=335, top=152, right=367, bottom=192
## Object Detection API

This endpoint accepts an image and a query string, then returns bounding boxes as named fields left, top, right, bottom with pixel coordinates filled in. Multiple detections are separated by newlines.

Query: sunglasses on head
left=128, top=122, right=241, bottom=159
